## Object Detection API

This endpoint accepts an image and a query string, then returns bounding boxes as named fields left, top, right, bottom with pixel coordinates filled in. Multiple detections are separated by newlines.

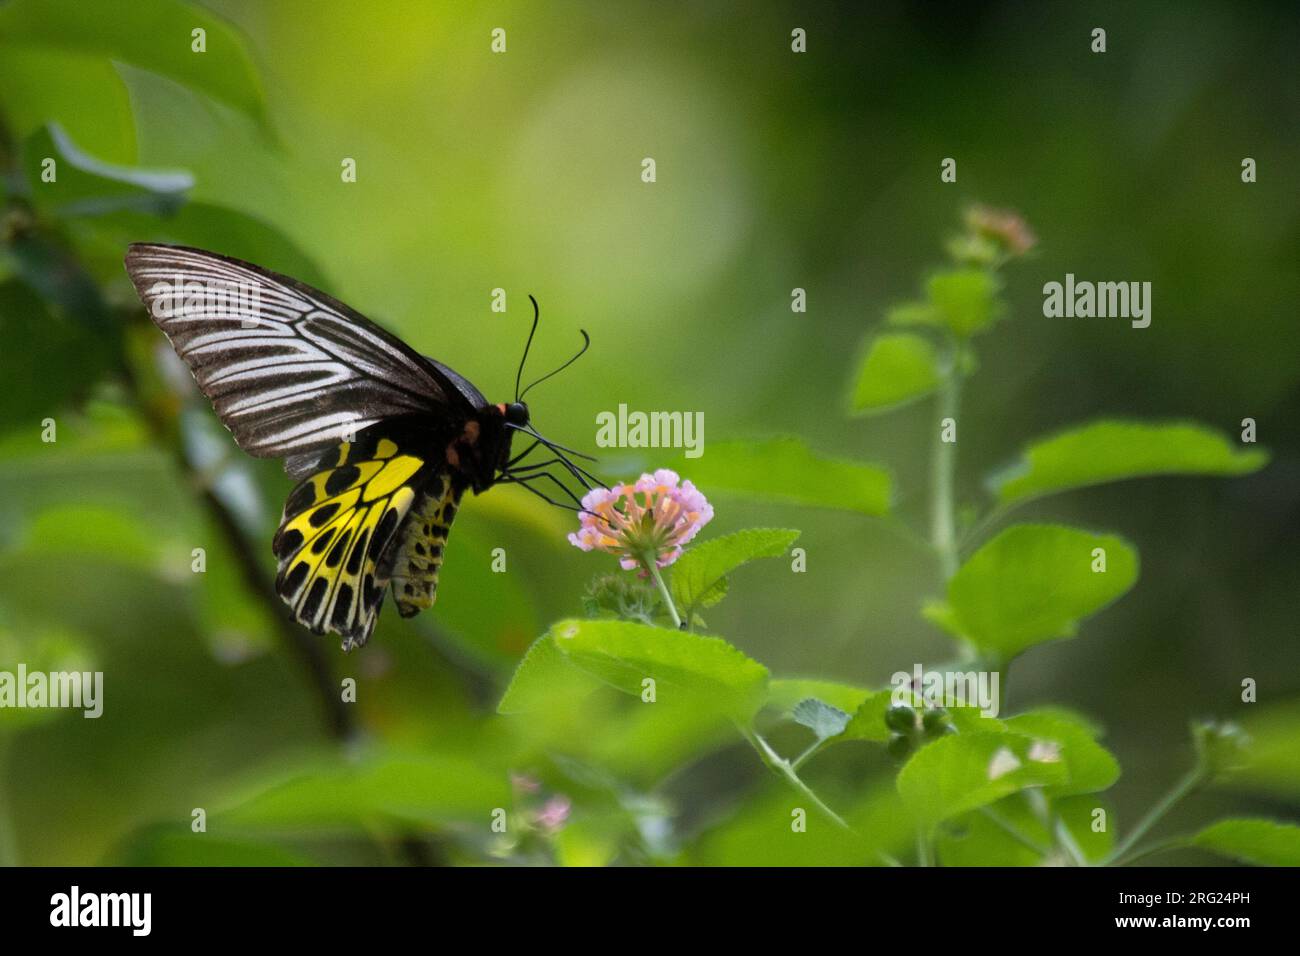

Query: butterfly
left=124, top=243, right=596, bottom=651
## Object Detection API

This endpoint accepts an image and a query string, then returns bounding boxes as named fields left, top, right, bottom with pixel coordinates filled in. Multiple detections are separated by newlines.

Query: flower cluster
left=568, top=469, right=713, bottom=571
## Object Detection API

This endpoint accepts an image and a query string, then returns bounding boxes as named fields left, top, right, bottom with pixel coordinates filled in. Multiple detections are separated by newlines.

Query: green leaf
left=934, top=524, right=1139, bottom=659
left=549, top=618, right=770, bottom=721
left=219, top=750, right=510, bottom=831
left=0, top=280, right=112, bottom=431
left=1187, top=819, right=1300, bottom=867
left=897, top=731, right=1068, bottom=831
left=1227, top=700, right=1300, bottom=798
left=791, top=698, right=851, bottom=741
left=839, top=690, right=906, bottom=742
left=0, top=0, right=271, bottom=130
left=992, top=420, right=1270, bottom=506
left=849, top=332, right=940, bottom=414
left=670, top=528, right=799, bottom=615
left=679, top=438, right=891, bottom=516
left=925, top=269, right=1002, bottom=337
left=767, top=678, right=874, bottom=717
left=497, top=633, right=602, bottom=716
left=1005, top=710, right=1120, bottom=796
left=24, top=123, right=192, bottom=217
left=0, top=45, right=137, bottom=163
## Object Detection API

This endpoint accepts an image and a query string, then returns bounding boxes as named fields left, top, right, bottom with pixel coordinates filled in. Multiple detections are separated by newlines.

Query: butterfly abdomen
left=388, top=472, right=465, bottom=617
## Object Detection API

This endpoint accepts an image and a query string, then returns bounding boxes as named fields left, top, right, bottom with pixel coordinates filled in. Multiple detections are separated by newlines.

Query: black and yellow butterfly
left=125, top=243, right=593, bottom=651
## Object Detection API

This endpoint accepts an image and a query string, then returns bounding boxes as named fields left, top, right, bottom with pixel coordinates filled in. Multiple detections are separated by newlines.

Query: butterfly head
left=503, top=401, right=530, bottom=427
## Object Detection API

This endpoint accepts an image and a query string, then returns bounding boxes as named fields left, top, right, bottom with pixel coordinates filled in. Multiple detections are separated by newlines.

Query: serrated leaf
left=677, top=438, right=891, bottom=516
left=549, top=618, right=770, bottom=721
left=935, top=524, right=1139, bottom=660
left=1187, top=819, right=1300, bottom=866
left=897, top=731, right=1068, bottom=831
left=497, top=633, right=601, bottom=715
left=991, top=420, right=1269, bottom=506
left=849, top=332, right=940, bottom=414
left=670, top=528, right=799, bottom=615
left=791, top=698, right=851, bottom=741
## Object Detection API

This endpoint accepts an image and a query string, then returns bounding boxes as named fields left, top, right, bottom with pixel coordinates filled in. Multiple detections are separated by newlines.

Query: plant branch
left=930, top=340, right=963, bottom=580
left=1104, top=766, right=1205, bottom=866
left=739, top=726, right=850, bottom=830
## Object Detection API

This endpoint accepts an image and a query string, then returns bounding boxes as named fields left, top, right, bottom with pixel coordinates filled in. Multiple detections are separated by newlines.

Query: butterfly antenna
left=519, top=329, right=590, bottom=401
left=514, top=295, right=541, bottom=402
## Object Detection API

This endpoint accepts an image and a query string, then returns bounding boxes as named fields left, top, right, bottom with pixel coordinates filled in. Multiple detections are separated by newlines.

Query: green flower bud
left=885, top=703, right=918, bottom=735
left=921, top=707, right=950, bottom=734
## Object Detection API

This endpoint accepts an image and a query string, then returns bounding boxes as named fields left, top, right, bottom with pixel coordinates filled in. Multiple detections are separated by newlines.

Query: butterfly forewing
left=124, top=243, right=468, bottom=462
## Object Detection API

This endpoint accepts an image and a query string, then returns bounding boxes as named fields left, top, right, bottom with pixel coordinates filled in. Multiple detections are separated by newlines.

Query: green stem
left=1104, top=767, right=1205, bottom=866
left=915, top=827, right=933, bottom=866
left=931, top=340, right=963, bottom=581
left=644, top=557, right=682, bottom=629
left=1109, top=837, right=1183, bottom=866
left=791, top=737, right=829, bottom=771
left=740, top=727, right=850, bottom=831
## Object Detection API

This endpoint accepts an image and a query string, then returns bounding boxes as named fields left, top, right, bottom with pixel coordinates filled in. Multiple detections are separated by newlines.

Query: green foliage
left=1186, top=819, right=1300, bottom=867
left=924, top=269, right=1003, bottom=337
left=929, top=524, right=1139, bottom=659
left=897, top=732, right=1068, bottom=832
left=791, top=698, right=851, bottom=741
left=678, top=438, right=891, bottom=516
left=992, top=420, right=1269, bottom=506
left=0, top=0, right=270, bottom=129
left=670, top=527, right=799, bottom=617
left=549, top=618, right=770, bottom=721
left=766, top=679, right=874, bottom=717
left=23, top=123, right=191, bottom=217
left=218, top=749, right=511, bottom=832
left=849, top=332, right=940, bottom=414
left=1004, top=710, right=1120, bottom=797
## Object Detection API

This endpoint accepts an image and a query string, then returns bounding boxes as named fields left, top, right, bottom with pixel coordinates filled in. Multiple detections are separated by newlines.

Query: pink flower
left=568, top=469, right=714, bottom=570
left=533, top=795, right=572, bottom=834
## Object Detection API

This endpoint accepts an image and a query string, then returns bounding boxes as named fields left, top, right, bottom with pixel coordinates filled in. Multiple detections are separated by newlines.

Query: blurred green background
left=0, top=0, right=1296, bottom=866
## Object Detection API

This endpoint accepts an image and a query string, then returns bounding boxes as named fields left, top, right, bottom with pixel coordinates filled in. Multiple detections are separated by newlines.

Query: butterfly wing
left=124, top=243, right=478, bottom=464
left=273, top=426, right=433, bottom=649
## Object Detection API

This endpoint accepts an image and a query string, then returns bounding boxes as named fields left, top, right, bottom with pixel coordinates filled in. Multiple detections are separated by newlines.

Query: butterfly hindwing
left=273, top=429, right=430, bottom=649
